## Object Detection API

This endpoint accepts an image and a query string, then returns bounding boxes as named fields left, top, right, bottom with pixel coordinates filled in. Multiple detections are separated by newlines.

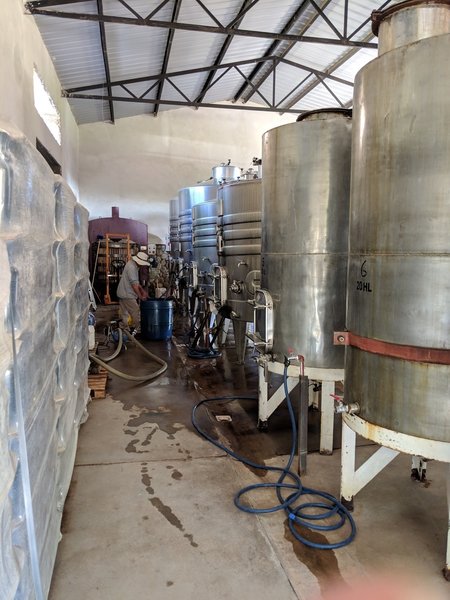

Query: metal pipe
left=298, top=374, right=309, bottom=475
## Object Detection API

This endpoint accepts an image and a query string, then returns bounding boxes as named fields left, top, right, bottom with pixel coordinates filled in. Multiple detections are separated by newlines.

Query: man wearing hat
left=117, top=251, right=150, bottom=332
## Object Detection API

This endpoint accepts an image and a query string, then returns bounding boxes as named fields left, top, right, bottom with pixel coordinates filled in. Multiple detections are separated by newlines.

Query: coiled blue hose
left=191, top=363, right=356, bottom=550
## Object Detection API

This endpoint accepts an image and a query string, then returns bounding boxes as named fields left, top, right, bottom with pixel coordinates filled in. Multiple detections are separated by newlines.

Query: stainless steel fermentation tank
left=178, top=183, right=217, bottom=263
left=216, top=179, right=262, bottom=363
left=256, top=109, right=352, bottom=368
left=343, top=0, right=450, bottom=445
left=169, top=197, right=180, bottom=260
left=191, top=200, right=218, bottom=297
left=339, top=3, right=450, bottom=576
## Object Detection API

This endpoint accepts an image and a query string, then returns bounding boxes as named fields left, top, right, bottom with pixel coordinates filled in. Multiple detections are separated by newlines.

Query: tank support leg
left=320, top=380, right=335, bottom=455
left=219, top=318, right=230, bottom=346
left=445, top=464, right=450, bottom=580
left=340, top=419, right=399, bottom=509
left=232, top=319, right=248, bottom=364
left=411, top=456, right=428, bottom=482
left=257, top=363, right=299, bottom=427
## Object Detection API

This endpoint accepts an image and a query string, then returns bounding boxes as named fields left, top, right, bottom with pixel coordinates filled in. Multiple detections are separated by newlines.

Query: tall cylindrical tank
left=178, top=183, right=217, bottom=263
left=258, top=110, right=352, bottom=368
left=217, top=179, right=262, bottom=361
left=192, top=200, right=218, bottom=295
left=345, top=0, right=450, bottom=443
left=169, top=197, right=180, bottom=260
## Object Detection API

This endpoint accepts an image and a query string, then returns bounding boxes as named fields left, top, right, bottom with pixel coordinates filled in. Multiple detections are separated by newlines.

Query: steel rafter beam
left=227, top=0, right=259, bottom=28
left=316, top=72, right=344, bottom=107
left=194, top=0, right=258, bottom=105
left=116, top=0, right=146, bottom=20
left=27, top=0, right=89, bottom=6
left=235, top=0, right=333, bottom=104
left=64, top=55, right=353, bottom=94
left=194, top=0, right=223, bottom=27
left=280, top=40, right=367, bottom=110
left=25, top=6, right=377, bottom=48
left=308, top=0, right=342, bottom=39
left=62, top=57, right=351, bottom=114
left=63, top=92, right=307, bottom=114
left=281, top=0, right=393, bottom=111
left=96, top=0, right=114, bottom=123
left=153, top=0, right=182, bottom=117
left=146, top=0, right=172, bottom=20
left=343, top=0, right=349, bottom=38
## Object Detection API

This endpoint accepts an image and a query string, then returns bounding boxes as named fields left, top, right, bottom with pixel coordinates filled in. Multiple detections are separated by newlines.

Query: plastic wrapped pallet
left=0, top=124, right=90, bottom=599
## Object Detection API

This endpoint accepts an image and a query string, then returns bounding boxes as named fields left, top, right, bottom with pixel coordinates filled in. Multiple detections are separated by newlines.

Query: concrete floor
left=49, top=319, right=449, bottom=599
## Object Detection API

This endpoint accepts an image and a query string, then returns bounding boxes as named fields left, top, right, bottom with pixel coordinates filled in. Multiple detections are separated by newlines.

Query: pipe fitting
left=334, top=396, right=360, bottom=415
left=230, top=280, right=243, bottom=294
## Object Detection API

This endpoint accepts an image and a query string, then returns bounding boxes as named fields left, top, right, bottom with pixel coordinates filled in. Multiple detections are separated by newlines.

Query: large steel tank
left=345, top=0, right=450, bottom=443
left=192, top=200, right=218, bottom=295
left=216, top=179, right=262, bottom=362
left=169, top=197, right=179, bottom=260
left=178, top=183, right=217, bottom=263
left=257, top=110, right=352, bottom=368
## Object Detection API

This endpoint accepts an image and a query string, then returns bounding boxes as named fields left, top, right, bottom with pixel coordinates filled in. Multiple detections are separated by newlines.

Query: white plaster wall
left=0, top=0, right=79, bottom=196
left=79, top=107, right=295, bottom=243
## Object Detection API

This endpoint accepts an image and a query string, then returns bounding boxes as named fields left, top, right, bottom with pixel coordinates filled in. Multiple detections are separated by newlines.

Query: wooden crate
left=88, top=367, right=108, bottom=399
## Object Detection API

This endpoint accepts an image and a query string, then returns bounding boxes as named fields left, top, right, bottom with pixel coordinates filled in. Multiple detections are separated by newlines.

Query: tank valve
left=332, top=394, right=360, bottom=415
left=230, top=280, right=243, bottom=294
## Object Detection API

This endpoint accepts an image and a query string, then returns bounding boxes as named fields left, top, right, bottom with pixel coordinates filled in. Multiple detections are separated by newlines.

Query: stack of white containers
left=0, top=123, right=90, bottom=599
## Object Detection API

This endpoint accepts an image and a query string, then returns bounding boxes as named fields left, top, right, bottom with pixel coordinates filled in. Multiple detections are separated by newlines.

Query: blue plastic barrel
left=140, top=300, right=173, bottom=341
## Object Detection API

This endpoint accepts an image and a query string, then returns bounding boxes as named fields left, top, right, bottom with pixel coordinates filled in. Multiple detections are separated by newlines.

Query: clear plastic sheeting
left=0, top=123, right=90, bottom=600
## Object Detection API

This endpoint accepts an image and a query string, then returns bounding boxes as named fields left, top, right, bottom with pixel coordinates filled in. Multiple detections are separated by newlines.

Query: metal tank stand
left=446, top=464, right=450, bottom=581
left=257, top=355, right=344, bottom=455
left=340, top=414, right=450, bottom=579
left=232, top=319, right=249, bottom=364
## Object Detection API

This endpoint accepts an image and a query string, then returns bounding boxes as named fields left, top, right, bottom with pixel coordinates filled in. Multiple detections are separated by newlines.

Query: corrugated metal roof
left=27, top=0, right=395, bottom=123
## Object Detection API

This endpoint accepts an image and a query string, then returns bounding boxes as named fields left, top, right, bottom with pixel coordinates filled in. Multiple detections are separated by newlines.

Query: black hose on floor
left=191, top=362, right=356, bottom=550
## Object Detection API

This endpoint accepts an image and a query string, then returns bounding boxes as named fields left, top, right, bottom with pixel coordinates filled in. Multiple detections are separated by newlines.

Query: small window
left=33, top=68, right=61, bottom=145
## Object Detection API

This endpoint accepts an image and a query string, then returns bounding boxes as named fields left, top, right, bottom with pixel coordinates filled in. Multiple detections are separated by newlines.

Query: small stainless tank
left=345, top=0, right=450, bottom=442
left=217, top=179, right=262, bottom=362
left=169, top=197, right=180, bottom=260
left=258, top=109, right=352, bottom=368
left=192, top=200, right=218, bottom=295
left=212, top=163, right=241, bottom=184
left=178, top=183, right=217, bottom=263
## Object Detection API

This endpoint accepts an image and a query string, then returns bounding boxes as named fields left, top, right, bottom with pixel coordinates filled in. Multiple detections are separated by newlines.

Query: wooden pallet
left=88, top=367, right=108, bottom=399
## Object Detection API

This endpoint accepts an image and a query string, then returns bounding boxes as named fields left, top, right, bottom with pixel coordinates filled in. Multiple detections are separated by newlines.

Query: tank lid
left=296, top=108, right=352, bottom=122
left=372, top=0, right=450, bottom=36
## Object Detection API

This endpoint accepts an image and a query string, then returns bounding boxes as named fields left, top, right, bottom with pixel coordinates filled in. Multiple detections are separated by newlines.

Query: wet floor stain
left=150, top=497, right=199, bottom=548
left=141, top=473, right=154, bottom=495
left=171, top=469, right=182, bottom=480
left=166, top=581, right=174, bottom=587
left=124, top=429, right=137, bottom=435
left=141, top=428, right=158, bottom=446
left=283, top=521, right=345, bottom=593
left=125, top=439, right=147, bottom=454
left=127, top=412, right=184, bottom=439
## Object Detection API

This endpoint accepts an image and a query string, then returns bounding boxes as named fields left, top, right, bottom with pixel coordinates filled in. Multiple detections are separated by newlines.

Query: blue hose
left=191, top=363, right=356, bottom=550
